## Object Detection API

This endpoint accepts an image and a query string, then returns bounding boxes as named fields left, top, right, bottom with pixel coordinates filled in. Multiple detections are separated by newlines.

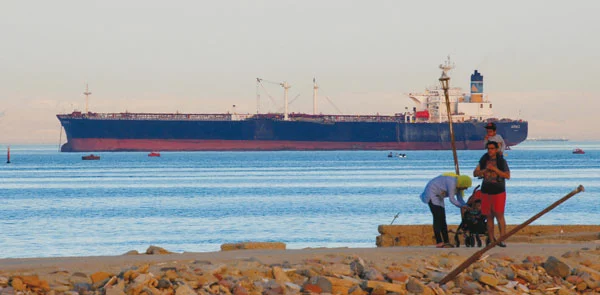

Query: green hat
left=457, top=175, right=472, bottom=188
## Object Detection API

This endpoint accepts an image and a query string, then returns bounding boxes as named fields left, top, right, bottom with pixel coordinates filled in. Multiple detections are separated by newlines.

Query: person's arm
left=474, top=155, right=488, bottom=178
left=473, top=164, right=485, bottom=178
left=502, top=158, right=510, bottom=179
left=447, top=181, right=467, bottom=208
left=486, top=159, right=510, bottom=179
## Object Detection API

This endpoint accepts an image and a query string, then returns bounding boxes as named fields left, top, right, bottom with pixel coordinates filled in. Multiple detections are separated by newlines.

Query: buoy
left=6, top=146, right=10, bottom=164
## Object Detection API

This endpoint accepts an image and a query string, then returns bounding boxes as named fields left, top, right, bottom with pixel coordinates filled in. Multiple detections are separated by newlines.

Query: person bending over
left=420, top=173, right=472, bottom=248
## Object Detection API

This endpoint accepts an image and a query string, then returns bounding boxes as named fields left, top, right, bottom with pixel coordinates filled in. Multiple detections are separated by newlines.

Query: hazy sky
left=1, top=0, right=599, bottom=144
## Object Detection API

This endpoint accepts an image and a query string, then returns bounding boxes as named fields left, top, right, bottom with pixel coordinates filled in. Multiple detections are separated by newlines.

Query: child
left=484, top=122, right=505, bottom=156
left=463, top=199, right=486, bottom=247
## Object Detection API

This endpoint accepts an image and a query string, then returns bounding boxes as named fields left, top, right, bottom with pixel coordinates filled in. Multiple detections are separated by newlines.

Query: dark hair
left=485, top=122, right=497, bottom=130
left=487, top=141, right=499, bottom=149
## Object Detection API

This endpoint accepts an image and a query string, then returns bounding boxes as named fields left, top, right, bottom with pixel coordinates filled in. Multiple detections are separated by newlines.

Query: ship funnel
left=470, top=70, right=483, bottom=103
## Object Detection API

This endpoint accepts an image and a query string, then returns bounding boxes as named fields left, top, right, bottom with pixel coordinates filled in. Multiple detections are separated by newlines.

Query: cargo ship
left=57, top=62, right=528, bottom=152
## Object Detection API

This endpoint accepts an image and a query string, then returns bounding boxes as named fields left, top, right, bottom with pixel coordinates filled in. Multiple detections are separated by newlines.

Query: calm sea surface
left=1, top=141, right=598, bottom=258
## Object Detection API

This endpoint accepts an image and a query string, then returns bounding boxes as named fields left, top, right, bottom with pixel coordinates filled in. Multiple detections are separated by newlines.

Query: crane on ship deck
left=256, top=78, right=343, bottom=117
left=256, top=78, right=292, bottom=120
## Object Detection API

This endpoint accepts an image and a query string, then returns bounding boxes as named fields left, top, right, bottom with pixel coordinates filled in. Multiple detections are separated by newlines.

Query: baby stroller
left=454, top=185, right=488, bottom=247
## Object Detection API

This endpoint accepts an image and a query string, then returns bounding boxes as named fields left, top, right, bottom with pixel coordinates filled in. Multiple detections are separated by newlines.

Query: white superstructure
left=407, top=62, right=494, bottom=123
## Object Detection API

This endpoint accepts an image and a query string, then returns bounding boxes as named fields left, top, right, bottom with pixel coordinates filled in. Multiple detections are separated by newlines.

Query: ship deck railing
left=288, top=114, right=404, bottom=123
left=58, top=112, right=408, bottom=123
left=58, top=112, right=524, bottom=124
left=59, top=112, right=235, bottom=121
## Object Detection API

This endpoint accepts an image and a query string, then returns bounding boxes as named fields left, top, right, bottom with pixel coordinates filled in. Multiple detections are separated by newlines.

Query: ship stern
left=499, top=121, right=528, bottom=147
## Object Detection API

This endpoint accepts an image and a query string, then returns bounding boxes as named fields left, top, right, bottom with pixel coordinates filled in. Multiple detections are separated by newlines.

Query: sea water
left=0, top=141, right=598, bottom=258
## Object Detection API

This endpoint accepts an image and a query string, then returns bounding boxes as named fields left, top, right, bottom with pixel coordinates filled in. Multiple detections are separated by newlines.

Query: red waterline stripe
left=64, top=138, right=486, bottom=151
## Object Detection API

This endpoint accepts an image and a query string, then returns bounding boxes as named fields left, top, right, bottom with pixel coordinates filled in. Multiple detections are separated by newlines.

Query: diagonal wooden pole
left=439, top=185, right=585, bottom=285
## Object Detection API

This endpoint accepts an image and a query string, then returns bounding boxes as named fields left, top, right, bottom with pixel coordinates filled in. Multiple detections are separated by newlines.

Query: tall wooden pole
left=439, top=185, right=585, bottom=285
left=439, top=72, right=459, bottom=175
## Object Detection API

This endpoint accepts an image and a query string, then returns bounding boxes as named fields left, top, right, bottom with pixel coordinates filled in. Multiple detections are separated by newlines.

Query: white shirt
left=419, top=175, right=466, bottom=208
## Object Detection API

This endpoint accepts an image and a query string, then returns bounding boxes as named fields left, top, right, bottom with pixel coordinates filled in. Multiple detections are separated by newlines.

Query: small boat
left=148, top=152, right=161, bottom=157
left=397, top=153, right=407, bottom=158
left=82, top=154, right=100, bottom=160
left=572, top=148, right=585, bottom=154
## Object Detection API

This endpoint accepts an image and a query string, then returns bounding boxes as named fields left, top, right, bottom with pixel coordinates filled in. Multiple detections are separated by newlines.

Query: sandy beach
left=1, top=226, right=599, bottom=295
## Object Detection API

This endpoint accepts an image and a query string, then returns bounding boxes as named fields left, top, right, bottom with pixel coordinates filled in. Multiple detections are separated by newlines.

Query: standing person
left=484, top=122, right=506, bottom=156
left=473, top=141, right=510, bottom=247
left=420, top=173, right=472, bottom=248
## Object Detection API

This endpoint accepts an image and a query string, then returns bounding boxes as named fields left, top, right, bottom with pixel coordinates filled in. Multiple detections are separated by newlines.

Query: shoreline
left=1, top=242, right=600, bottom=272
left=1, top=225, right=598, bottom=261
left=1, top=242, right=600, bottom=294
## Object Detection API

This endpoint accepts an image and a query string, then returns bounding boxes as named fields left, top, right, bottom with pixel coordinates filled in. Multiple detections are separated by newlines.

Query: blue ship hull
left=57, top=114, right=528, bottom=152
